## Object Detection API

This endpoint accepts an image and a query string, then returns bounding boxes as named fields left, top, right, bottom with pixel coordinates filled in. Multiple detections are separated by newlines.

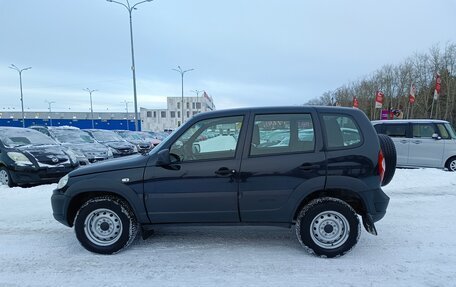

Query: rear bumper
left=9, top=165, right=76, bottom=185
left=360, top=187, right=390, bottom=222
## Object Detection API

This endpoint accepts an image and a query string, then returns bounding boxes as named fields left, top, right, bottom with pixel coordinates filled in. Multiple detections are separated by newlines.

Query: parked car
left=0, top=127, right=79, bottom=187
left=113, top=130, right=153, bottom=153
left=372, top=119, right=456, bottom=171
left=83, top=129, right=138, bottom=158
left=31, top=126, right=112, bottom=164
left=139, top=131, right=162, bottom=147
left=52, top=106, right=396, bottom=257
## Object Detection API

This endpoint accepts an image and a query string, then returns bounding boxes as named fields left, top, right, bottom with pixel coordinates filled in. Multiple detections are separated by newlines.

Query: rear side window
left=322, top=114, right=361, bottom=149
left=250, top=113, right=315, bottom=156
left=384, top=124, right=408, bottom=138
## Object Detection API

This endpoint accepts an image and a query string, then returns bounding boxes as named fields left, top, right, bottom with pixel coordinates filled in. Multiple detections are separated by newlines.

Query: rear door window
left=250, top=113, right=315, bottom=156
left=322, top=114, right=362, bottom=149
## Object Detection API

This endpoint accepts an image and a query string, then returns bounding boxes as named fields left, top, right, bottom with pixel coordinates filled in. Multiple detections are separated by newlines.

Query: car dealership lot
left=0, top=168, right=455, bottom=287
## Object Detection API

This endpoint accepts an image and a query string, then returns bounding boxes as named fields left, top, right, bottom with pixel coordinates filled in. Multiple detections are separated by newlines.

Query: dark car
left=113, top=130, right=153, bottom=153
left=0, top=127, right=79, bottom=187
left=83, top=129, right=138, bottom=158
left=51, top=106, right=395, bottom=257
left=31, top=126, right=113, bottom=164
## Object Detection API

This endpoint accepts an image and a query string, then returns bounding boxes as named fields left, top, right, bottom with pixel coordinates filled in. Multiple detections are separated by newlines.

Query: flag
left=434, top=73, right=441, bottom=100
left=409, top=84, right=416, bottom=104
left=375, top=91, right=384, bottom=108
left=353, top=97, right=359, bottom=108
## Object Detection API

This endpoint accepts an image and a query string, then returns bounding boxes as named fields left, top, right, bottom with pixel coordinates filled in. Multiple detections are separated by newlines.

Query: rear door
left=383, top=123, right=410, bottom=166
left=238, top=110, right=326, bottom=223
left=408, top=123, right=444, bottom=167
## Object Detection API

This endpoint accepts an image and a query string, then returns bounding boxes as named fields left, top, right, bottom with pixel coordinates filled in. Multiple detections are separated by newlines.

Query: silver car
left=372, top=119, right=456, bottom=171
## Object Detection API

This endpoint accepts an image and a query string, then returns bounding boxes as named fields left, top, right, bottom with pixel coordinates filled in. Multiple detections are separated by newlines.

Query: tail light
left=378, top=150, right=386, bottom=182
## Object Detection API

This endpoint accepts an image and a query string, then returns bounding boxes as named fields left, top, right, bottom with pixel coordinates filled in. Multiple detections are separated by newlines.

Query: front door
left=143, top=115, right=246, bottom=223
left=408, top=123, right=445, bottom=167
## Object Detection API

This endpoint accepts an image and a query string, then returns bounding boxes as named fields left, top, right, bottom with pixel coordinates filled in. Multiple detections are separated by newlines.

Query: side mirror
left=432, top=133, right=442, bottom=140
left=192, top=143, right=201, bottom=154
left=156, top=149, right=171, bottom=166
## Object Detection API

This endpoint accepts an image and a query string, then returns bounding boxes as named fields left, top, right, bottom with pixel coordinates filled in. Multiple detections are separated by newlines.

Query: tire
left=295, top=197, right=360, bottom=258
left=0, top=167, right=14, bottom=188
left=446, top=157, right=456, bottom=172
left=378, top=134, right=396, bottom=186
left=74, top=196, right=139, bottom=254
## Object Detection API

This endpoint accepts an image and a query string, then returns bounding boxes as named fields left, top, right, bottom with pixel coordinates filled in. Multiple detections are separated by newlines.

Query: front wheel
left=74, top=196, right=139, bottom=254
left=0, top=167, right=14, bottom=187
left=446, top=157, right=456, bottom=172
left=295, top=197, right=360, bottom=258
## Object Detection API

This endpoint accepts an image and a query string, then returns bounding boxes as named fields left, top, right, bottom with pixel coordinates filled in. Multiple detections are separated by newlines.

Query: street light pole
left=9, top=64, right=32, bottom=128
left=190, top=89, right=203, bottom=114
left=122, top=100, right=133, bottom=130
left=83, top=88, right=97, bottom=129
left=107, top=0, right=153, bottom=131
left=173, top=66, right=194, bottom=126
left=45, top=100, right=56, bottom=127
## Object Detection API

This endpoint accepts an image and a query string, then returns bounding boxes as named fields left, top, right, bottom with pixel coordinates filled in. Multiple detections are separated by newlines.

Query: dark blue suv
left=51, top=106, right=395, bottom=257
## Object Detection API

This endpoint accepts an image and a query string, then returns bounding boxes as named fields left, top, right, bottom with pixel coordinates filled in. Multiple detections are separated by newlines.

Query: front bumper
left=9, top=165, right=76, bottom=185
left=51, top=189, right=71, bottom=226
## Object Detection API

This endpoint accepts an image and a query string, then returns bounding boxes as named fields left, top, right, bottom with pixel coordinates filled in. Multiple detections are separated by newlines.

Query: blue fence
left=0, top=118, right=141, bottom=131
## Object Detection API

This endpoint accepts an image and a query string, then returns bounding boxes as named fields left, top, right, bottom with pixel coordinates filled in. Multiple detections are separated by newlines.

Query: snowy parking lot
left=1, top=168, right=456, bottom=287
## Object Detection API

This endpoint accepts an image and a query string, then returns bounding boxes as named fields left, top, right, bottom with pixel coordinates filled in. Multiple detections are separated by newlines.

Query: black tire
left=378, top=134, right=396, bottom=186
left=295, top=197, right=360, bottom=258
left=74, top=196, right=139, bottom=254
left=445, top=157, right=456, bottom=172
left=0, top=167, right=14, bottom=188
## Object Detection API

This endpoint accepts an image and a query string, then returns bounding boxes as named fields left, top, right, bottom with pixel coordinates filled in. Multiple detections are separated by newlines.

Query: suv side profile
left=52, top=107, right=394, bottom=258
left=372, top=119, right=456, bottom=171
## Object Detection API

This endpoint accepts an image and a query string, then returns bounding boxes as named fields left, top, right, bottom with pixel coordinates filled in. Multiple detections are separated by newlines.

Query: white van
left=372, top=119, right=456, bottom=171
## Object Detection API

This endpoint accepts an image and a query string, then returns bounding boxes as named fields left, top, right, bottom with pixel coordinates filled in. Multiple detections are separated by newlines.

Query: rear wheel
left=74, top=196, right=138, bottom=254
left=296, top=197, right=360, bottom=258
left=378, top=134, right=396, bottom=186
left=446, top=157, right=456, bottom=172
left=0, top=167, right=14, bottom=187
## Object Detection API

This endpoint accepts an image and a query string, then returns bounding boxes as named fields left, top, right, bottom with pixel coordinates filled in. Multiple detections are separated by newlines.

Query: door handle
left=412, top=140, right=422, bottom=144
left=400, top=140, right=408, bottom=144
left=299, top=164, right=320, bottom=171
left=215, top=167, right=236, bottom=176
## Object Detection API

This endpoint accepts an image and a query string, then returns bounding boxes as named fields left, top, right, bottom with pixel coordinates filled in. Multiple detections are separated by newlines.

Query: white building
left=140, top=93, right=215, bottom=131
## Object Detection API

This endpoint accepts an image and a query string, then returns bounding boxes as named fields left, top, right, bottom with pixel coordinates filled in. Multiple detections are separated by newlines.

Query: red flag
left=409, top=84, right=416, bottom=104
left=353, top=97, right=359, bottom=108
left=434, top=73, right=441, bottom=100
left=375, top=91, right=384, bottom=108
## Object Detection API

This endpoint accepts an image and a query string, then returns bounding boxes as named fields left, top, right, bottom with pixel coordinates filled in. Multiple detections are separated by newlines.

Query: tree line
left=306, top=43, right=456, bottom=124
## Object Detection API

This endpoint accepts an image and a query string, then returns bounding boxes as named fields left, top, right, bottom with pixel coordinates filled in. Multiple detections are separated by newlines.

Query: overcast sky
left=1, top=0, right=455, bottom=113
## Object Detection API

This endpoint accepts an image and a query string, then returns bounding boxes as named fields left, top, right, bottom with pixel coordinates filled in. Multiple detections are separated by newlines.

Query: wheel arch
left=292, top=188, right=367, bottom=221
left=444, top=156, right=456, bottom=171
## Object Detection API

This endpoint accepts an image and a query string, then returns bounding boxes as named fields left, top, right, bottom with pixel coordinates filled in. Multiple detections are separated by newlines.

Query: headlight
left=7, top=152, right=33, bottom=165
left=107, top=148, right=113, bottom=158
left=109, top=147, right=120, bottom=155
left=57, top=174, right=69, bottom=190
left=65, top=149, right=78, bottom=164
left=132, top=145, right=138, bottom=153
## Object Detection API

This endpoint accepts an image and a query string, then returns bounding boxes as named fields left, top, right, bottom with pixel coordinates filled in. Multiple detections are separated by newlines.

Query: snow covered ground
left=0, top=168, right=455, bottom=287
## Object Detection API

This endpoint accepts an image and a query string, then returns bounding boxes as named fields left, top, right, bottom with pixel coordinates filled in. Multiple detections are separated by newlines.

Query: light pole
left=190, top=89, right=203, bottom=114
left=107, top=0, right=153, bottom=131
left=122, top=100, right=133, bottom=130
left=83, top=88, right=97, bottom=129
left=173, top=66, right=194, bottom=125
left=45, top=100, right=56, bottom=127
left=9, top=64, right=32, bottom=128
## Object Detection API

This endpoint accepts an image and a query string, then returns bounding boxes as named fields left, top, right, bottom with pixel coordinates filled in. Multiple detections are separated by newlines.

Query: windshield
left=445, top=123, right=456, bottom=139
left=117, top=131, right=146, bottom=141
left=0, top=128, right=57, bottom=147
left=90, top=130, right=124, bottom=143
left=50, top=129, right=95, bottom=144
